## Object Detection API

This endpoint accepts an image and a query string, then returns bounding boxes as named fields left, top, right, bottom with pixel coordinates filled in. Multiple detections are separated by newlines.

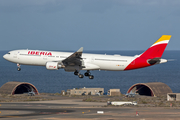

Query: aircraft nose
left=3, top=54, right=7, bottom=59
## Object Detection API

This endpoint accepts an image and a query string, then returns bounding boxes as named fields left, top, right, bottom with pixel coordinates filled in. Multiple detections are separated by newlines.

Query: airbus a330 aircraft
left=3, top=35, right=171, bottom=79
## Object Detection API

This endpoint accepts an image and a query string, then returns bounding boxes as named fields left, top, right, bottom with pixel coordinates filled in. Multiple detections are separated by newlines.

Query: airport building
left=0, top=81, right=174, bottom=98
left=167, top=93, right=180, bottom=101
left=127, top=82, right=172, bottom=97
left=108, top=89, right=121, bottom=96
left=0, top=81, right=39, bottom=95
left=67, top=87, right=104, bottom=95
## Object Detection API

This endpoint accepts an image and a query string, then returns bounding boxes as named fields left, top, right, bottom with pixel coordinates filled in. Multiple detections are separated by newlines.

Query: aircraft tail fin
left=124, top=35, right=171, bottom=70
left=140, top=35, right=171, bottom=59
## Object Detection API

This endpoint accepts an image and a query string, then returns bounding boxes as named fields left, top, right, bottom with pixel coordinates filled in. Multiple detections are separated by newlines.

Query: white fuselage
left=3, top=49, right=136, bottom=71
left=2, top=35, right=171, bottom=79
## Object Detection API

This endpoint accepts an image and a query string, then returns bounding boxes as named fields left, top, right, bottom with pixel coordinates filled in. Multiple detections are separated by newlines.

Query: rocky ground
left=0, top=93, right=180, bottom=107
left=82, top=94, right=180, bottom=107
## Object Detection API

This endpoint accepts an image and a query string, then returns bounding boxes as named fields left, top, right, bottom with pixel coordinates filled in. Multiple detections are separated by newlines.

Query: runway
left=0, top=99, right=180, bottom=120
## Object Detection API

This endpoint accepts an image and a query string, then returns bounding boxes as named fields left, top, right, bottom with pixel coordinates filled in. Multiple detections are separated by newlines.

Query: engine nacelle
left=46, top=62, right=60, bottom=70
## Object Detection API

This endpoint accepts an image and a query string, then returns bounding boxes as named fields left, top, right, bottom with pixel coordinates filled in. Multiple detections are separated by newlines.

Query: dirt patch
left=0, top=93, right=180, bottom=107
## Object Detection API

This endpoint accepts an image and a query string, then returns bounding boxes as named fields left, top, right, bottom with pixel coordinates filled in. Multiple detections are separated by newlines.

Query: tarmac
left=0, top=98, right=180, bottom=120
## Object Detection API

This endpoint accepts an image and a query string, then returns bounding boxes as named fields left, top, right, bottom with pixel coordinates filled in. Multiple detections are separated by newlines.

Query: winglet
left=77, top=47, right=83, bottom=53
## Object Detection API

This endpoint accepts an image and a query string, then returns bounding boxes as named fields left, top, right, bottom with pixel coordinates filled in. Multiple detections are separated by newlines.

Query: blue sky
left=0, top=0, right=180, bottom=51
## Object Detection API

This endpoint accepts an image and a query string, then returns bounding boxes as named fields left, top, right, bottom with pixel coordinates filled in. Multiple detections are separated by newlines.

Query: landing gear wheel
left=78, top=74, right=84, bottom=78
left=17, top=63, right=21, bottom=71
left=74, top=71, right=78, bottom=75
left=17, top=68, right=21, bottom=71
left=84, top=70, right=91, bottom=76
left=84, top=72, right=90, bottom=76
left=89, top=75, right=94, bottom=79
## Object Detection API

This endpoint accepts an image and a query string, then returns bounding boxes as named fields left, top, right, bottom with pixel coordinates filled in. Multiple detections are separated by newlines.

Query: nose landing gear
left=17, top=63, right=21, bottom=71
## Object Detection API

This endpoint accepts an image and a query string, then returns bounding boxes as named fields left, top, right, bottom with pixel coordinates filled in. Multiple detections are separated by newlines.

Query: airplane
left=3, top=35, right=171, bottom=79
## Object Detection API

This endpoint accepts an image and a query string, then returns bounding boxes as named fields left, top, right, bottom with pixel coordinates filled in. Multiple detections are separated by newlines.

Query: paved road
left=0, top=99, right=180, bottom=120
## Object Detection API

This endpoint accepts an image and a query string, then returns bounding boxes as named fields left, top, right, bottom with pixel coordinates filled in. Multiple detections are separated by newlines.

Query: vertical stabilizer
left=124, top=35, right=171, bottom=70
left=140, top=35, right=171, bottom=59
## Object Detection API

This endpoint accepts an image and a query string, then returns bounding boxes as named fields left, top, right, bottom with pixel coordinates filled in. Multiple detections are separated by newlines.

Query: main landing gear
left=74, top=70, right=94, bottom=79
left=74, top=70, right=84, bottom=78
left=84, top=70, right=94, bottom=79
left=17, top=63, right=21, bottom=71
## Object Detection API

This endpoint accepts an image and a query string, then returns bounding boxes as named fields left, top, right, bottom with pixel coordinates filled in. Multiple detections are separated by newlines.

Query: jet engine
left=46, top=62, right=61, bottom=70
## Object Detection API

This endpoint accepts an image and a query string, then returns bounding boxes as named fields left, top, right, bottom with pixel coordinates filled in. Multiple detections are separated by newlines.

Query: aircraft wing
left=61, top=47, right=84, bottom=67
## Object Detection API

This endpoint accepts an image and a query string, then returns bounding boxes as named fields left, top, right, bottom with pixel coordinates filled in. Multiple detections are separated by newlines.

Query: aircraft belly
left=18, top=56, right=46, bottom=66
left=82, top=63, right=100, bottom=70
left=92, top=61, right=129, bottom=71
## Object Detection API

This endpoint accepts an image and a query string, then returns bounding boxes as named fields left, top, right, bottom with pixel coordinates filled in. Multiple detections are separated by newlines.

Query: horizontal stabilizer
left=148, top=57, right=161, bottom=65
left=148, top=57, right=169, bottom=65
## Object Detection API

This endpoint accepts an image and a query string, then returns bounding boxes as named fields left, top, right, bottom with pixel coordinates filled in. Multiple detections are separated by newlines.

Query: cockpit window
left=7, top=53, right=10, bottom=54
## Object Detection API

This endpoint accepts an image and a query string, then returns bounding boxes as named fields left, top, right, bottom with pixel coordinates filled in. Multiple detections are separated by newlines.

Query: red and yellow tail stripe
left=125, top=35, right=171, bottom=70
left=140, top=35, right=171, bottom=59
left=151, top=35, right=171, bottom=47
